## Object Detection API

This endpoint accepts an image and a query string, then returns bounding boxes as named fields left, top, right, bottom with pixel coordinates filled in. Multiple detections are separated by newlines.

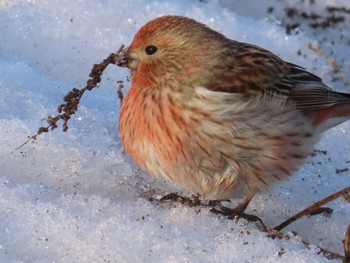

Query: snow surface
left=0, top=0, right=349, bottom=262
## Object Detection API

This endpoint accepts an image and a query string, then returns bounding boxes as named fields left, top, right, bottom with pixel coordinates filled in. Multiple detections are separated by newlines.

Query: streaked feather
left=205, top=42, right=350, bottom=115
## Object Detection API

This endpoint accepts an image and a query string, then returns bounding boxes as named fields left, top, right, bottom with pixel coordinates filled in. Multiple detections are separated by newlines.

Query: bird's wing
left=286, top=62, right=350, bottom=110
left=205, top=42, right=350, bottom=113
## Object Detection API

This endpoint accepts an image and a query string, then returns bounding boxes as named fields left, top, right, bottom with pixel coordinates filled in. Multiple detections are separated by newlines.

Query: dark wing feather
left=206, top=42, right=350, bottom=113
left=286, top=63, right=350, bottom=111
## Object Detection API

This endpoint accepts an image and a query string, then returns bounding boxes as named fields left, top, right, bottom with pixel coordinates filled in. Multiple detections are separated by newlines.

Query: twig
left=345, top=224, right=350, bottom=263
left=117, top=80, right=124, bottom=104
left=15, top=44, right=125, bottom=151
left=148, top=190, right=347, bottom=261
left=274, top=186, right=350, bottom=231
left=302, top=240, right=345, bottom=261
left=257, top=225, right=345, bottom=261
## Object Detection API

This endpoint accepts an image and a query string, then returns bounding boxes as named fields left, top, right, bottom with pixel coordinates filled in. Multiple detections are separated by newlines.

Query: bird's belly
left=121, top=116, right=319, bottom=200
left=119, top=87, right=321, bottom=200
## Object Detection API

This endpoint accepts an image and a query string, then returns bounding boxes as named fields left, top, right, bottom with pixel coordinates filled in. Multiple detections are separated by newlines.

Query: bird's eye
left=145, top=45, right=158, bottom=55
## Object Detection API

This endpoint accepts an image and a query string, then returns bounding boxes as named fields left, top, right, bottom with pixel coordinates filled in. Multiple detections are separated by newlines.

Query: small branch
left=147, top=190, right=347, bottom=261
left=258, top=225, right=345, bottom=261
left=345, top=224, right=350, bottom=262
left=15, top=44, right=125, bottom=151
left=302, top=240, right=345, bottom=261
left=274, top=186, right=350, bottom=231
left=117, top=80, right=124, bottom=104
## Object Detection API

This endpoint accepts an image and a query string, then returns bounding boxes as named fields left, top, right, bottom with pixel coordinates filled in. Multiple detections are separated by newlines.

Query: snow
left=0, top=0, right=349, bottom=262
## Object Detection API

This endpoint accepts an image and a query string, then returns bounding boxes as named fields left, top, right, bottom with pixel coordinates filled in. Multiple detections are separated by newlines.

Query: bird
left=117, top=15, right=350, bottom=216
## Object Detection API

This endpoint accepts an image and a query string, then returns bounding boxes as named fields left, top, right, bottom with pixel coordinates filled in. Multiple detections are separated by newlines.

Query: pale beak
left=117, top=47, right=131, bottom=68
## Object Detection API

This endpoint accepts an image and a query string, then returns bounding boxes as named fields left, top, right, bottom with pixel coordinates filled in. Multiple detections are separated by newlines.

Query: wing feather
left=206, top=42, right=350, bottom=114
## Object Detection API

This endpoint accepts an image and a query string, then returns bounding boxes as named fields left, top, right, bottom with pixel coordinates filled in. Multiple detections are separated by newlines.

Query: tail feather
left=312, top=102, right=350, bottom=131
left=290, top=89, right=350, bottom=111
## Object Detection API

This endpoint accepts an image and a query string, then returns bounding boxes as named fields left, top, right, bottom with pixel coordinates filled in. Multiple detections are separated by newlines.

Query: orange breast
left=118, top=86, right=192, bottom=172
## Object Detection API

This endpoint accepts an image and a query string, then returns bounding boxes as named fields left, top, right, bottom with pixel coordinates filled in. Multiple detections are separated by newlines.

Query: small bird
left=117, top=15, right=350, bottom=215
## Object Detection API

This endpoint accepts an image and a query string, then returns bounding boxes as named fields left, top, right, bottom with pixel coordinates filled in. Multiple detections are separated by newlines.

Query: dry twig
left=274, top=186, right=350, bottom=231
left=148, top=188, right=349, bottom=261
left=344, top=224, right=350, bottom=263
left=15, top=45, right=125, bottom=150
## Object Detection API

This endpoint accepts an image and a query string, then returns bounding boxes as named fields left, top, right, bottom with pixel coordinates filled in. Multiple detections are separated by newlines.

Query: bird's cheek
left=127, top=59, right=139, bottom=70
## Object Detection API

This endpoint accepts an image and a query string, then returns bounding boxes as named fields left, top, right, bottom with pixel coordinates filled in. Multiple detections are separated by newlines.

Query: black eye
left=145, top=45, right=158, bottom=55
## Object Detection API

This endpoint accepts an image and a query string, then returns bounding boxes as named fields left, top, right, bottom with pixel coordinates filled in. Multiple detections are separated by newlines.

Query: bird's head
left=117, top=15, right=231, bottom=88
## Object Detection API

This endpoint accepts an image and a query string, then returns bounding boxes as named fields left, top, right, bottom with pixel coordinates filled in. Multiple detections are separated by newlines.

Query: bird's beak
left=117, top=46, right=131, bottom=68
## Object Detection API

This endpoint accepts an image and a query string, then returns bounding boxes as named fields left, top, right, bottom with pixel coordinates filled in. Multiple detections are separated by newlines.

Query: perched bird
left=117, top=15, right=350, bottom=215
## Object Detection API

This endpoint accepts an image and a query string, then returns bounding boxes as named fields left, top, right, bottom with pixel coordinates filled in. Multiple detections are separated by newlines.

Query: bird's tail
left=313, top=90, right=350, bottom=131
